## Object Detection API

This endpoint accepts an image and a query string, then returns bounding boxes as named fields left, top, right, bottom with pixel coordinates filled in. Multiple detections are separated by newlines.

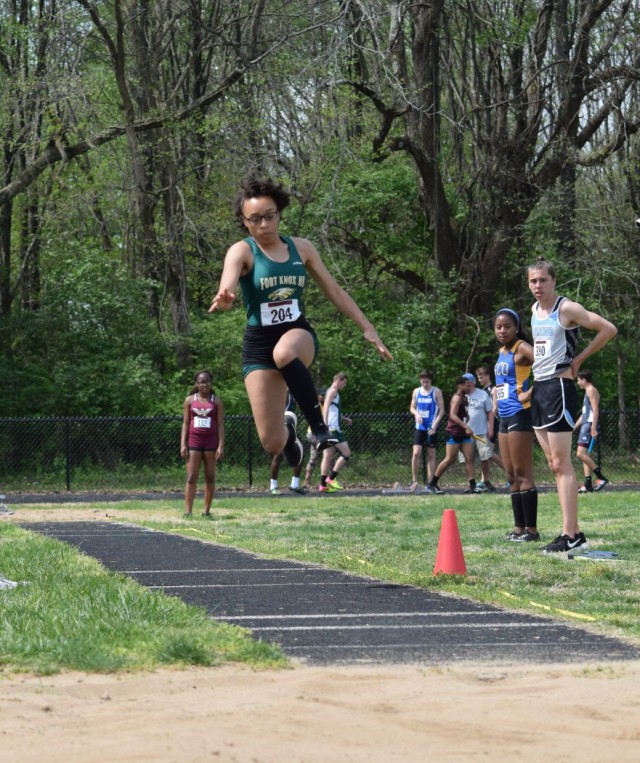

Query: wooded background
left=1, top=1, right=639, bottom=444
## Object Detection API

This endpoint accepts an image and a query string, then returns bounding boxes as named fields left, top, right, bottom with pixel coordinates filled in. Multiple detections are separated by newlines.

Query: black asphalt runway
left=21, top=521, right=640, bottom=666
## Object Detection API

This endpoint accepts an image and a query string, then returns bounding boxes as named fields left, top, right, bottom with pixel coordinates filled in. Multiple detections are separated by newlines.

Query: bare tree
left=330, top=0, right=640, bottom=317
left=0, top=0, right=297, bottom=368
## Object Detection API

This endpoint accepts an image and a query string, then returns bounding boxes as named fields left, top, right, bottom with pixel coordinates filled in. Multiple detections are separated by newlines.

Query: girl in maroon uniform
left=180, top=370, right=225, bottom=517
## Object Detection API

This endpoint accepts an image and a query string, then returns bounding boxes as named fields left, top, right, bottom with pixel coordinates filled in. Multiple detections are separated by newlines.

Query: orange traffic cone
left=433, top=509, right=466, bottom=575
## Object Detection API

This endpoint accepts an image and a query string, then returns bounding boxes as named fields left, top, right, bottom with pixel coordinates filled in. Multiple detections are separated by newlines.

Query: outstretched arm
left=298, top=238, right=393, bottom=361
left=208, top=242, right=250, bottom=313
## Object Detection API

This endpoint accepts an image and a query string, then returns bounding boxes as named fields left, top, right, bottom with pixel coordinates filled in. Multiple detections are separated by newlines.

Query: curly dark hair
left=233, top=175, right=291, bottom=227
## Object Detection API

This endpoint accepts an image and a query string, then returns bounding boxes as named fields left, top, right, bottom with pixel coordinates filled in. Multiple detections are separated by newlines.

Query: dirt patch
left=1, top=662, right=639, bottom=762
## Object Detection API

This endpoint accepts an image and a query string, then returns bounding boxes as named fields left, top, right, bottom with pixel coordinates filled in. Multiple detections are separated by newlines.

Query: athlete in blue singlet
left=409, top=370, right=445, bottom=490
left=493, top=309, right=538, bottom=542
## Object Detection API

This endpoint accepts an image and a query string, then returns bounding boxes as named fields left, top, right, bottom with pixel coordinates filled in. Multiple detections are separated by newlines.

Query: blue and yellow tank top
left=240, top=235, right=308, bottom=327
left=494, top=339, right=531, bottom=417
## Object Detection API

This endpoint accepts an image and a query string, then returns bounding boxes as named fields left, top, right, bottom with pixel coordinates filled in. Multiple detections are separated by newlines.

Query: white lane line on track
left=244, top=622, right=557, bottom=631
left=124, top=567, right=326, bottom=574
left=149, top=581, right=374, bottom=589
left=216, top=611, right=502, bottom=621
left=283, top=642, right=567, bottom=650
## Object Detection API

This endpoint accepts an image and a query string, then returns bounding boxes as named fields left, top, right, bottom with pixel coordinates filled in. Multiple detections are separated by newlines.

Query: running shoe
left=427, top=485, right=444, bottom=495
left=505, top=530, right=523, bottom=541
left=542, top=533, right=589, bottom=553
left=474, top=481, right=487, bottom=493
left=326, top=478, right=344, bottom=492
left=318, top=484, right=328, bottom=492
left=288, top=485, right=307, bottom=494
left=283, top=411, right=304, bottom=467
left=270, top=488, right=283, bottom=495
left=593, top=478, right=609, bottom=492
left=312, top=425, right=339, bottom=452
left=484, top=481, right=497, bottom=493
left=512, top=530, right=541, bottom=542
left=578, top=484, right=593, bottom=494
left=0, top=503, right=15, bottom=515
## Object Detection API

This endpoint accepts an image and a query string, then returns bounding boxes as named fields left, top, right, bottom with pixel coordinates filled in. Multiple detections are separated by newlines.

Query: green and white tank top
left=327, top=392, right=341, bottom=431
left=240, top=235, right=308, bottom=327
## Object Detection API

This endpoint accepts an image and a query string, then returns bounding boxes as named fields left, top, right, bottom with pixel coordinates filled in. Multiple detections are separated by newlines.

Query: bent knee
left=260, top=432, right=287, bottom=456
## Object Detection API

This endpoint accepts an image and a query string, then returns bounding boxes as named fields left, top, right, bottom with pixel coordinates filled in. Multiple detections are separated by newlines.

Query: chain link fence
left=0, top=410, right=638, bottom=494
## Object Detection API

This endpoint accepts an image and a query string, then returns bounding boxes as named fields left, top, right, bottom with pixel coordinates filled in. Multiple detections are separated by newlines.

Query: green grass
left=0, top=524, right=286, bottom=675
left=3, top=490, right=639, bottom=674
left=110, top=490, right=640, bottom=643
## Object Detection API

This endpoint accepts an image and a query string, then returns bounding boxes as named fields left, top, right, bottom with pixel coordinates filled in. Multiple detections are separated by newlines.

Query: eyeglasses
left=242, top=210, right=279, bottom=226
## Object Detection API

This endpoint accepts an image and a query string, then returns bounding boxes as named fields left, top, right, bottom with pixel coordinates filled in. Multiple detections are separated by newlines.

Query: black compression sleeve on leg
left=511, top=491, right=525, bottom=528
left=279, top=358, right=324, bottom=430
left=521, top=488, right=538, bottom=529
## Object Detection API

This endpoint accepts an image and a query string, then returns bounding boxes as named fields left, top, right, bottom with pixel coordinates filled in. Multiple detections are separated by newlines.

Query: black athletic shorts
left=242, top=316, right=318, bottom=378
left=413, top=430, right=437, bottom=448
left=531, top=377, right=577, bottom=432
left=498, top=408, right=533, bottom=434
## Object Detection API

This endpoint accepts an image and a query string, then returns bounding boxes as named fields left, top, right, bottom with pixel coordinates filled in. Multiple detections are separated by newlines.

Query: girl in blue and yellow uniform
left=209, top=176, right=392, bottom=465
left=493, top=309, right=539, bottom=541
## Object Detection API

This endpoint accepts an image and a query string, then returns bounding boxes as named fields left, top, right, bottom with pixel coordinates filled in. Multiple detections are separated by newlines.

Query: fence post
left=247, top=416, right=253, bottom=487
left=64, top=418, right=71, bottom=491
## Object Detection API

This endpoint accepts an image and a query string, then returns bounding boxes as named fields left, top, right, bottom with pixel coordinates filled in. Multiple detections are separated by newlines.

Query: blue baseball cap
left=462, top=372, right=476, bottom=382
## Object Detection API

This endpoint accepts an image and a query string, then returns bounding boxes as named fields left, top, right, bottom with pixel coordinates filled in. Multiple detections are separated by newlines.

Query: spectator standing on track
left=493, top=308, right=539, bottom=542
left=476, top=365, right=500, bottom=444
left=180, top=370, right=225, bottom=518
left=209, top=176, right=392, bottom=472
left=319, top=372, right=352, bottom=492
left=574, top=370, right=609, bottom=493
left=269, top=391, right=306, bottom=494
left=408, top=370, right=445, bottom=491
left=426, top=376, right=476, bottom=494
left=528, top=259, right=617, bottom=553
left=459, top=372, right=504, bottom=492
left=269, top=453, right=305, bottom=495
